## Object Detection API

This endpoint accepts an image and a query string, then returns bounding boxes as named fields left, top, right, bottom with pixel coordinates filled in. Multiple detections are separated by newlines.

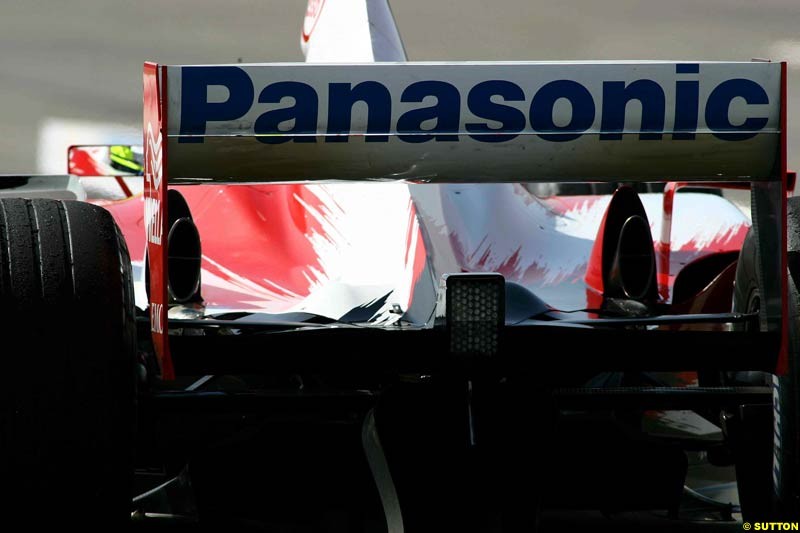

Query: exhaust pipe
left=167, top=217, right=202, bottom=303
left=607, top=215, right=656, bottom=300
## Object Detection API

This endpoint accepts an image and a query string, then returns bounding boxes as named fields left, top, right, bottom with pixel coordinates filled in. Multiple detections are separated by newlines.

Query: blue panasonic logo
left=178, top=65, right=770, bottom=144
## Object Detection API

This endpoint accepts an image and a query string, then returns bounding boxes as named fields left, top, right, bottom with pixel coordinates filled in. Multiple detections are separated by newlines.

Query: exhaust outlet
left=167, top=217, right=202, bottom=303
left=608, top=215, right=656, bottom=300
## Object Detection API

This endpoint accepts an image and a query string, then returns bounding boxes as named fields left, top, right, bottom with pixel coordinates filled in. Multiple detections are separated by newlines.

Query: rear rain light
left=440, top=273, right=505, bottom=359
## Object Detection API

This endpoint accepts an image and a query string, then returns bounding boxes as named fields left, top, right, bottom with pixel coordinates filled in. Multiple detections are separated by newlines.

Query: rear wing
left=143, top=61, right=789, bottom=379
left=152, top=61, right=783, bottom=182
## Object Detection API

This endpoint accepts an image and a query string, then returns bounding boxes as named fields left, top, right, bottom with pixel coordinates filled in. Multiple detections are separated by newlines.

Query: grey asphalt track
left=1, top=0, right=799, bottom=174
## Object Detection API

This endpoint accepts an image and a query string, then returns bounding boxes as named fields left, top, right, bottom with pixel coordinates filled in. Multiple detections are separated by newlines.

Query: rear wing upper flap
left=142, top=60, right=789, bottom=380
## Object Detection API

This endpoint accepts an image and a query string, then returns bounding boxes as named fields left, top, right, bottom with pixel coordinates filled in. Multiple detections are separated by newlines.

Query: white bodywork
left=301, top=0, right=406, bottom=62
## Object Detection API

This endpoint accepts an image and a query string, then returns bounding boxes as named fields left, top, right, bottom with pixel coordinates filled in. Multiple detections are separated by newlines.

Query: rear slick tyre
left=733, top=196, right=800, bottom=520
left=0, top=198, right=136, bottom=526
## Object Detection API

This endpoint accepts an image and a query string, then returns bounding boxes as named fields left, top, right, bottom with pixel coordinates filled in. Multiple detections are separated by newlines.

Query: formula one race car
left=1, top=0, right=798, bottom=530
